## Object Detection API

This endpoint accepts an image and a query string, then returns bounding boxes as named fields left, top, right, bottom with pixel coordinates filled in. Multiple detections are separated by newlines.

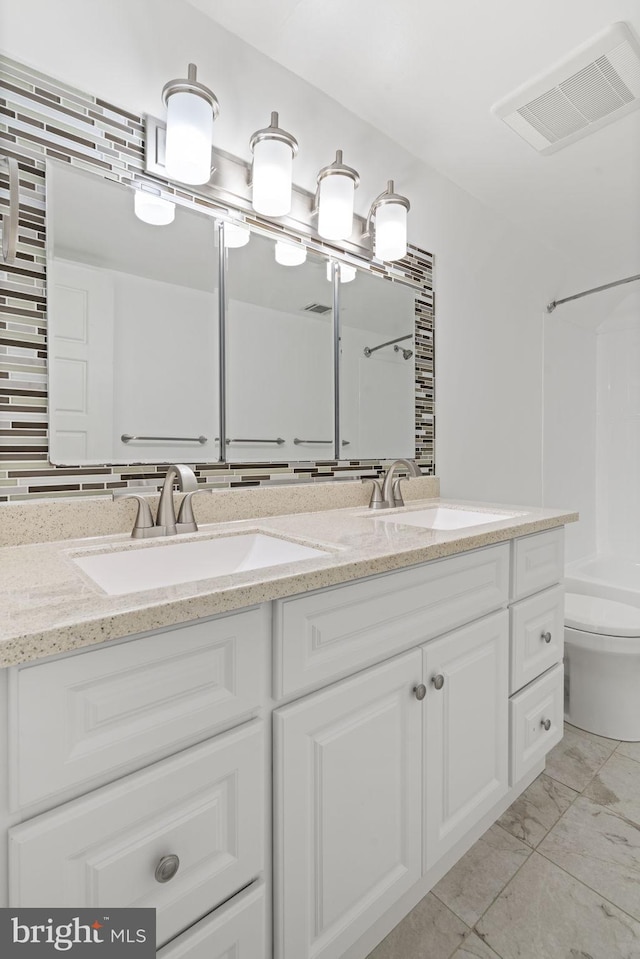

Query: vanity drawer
left=10, top=607, right=267, bottom=809
left=157, top=881, right=266, bottom=959
left=509, top=664, right=563, bottom=784
left=9, top=720, right=264, bottom=949
left=510, top=585, right=564, bottom=693
left=274, top=543, right=509, bottom=698
left=511, top=528, right=564, bottom=601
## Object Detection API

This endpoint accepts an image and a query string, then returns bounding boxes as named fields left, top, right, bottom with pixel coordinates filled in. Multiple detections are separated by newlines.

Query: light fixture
left=326, top=261, right=356, bottom=283
left=250, top=112, right=298, bottom=217
left=275, top=240, right=307, bottom=266
left=365, top=180, right=410, bottom=261
left=133, top=185, right=175, bottom=226
left=316, top=150, right=359, bottom=241
left=162, top=63, right=219, bottom=185
left=223, top=221, right=251, bottom=248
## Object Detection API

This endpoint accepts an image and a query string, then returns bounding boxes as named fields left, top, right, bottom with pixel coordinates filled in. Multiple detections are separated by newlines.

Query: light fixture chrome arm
left=363, top=179, right=410, bottom=261
left=162, top=63, right=219, bottom=115
left=249, top=112, right=298, bottom=180
left=1, top=155, right=19, bottom=264
left=312, top=150, right=360, bottom=216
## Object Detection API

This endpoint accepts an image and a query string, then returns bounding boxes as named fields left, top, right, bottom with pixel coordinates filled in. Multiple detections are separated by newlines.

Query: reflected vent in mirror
left=302, top=302, right=332, bottom=314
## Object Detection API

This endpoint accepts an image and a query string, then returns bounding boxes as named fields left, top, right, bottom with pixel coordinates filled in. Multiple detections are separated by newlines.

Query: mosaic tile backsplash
left=0, top=55, right=434, bottom=502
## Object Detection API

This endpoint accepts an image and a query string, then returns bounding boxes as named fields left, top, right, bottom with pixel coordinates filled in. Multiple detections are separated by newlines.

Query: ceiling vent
left=492, top=22, right=640, bottom=154
left=302, top=302, right=332, bottom=314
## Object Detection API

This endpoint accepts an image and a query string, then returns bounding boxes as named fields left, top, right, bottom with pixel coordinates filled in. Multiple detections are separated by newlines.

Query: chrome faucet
left=369, top=458, right=422, bottom=509
left=120, top=464, right=200, bottom=538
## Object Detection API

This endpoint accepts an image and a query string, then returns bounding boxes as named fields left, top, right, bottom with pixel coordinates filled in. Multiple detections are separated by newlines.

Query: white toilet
left=564, top=591, right=640, bottom=741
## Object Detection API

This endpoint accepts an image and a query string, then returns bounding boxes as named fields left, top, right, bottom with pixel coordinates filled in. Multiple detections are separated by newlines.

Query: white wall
left=596, top=290, right=640, bottom=559
left=0, top=0, right=578, bottom=505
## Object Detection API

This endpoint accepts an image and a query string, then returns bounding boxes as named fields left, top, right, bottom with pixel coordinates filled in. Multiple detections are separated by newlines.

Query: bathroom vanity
left=0, top=498, right=574, bottom=959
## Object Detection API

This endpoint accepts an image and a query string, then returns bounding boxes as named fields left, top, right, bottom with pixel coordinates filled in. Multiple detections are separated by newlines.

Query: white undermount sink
left=73, top=533, right=329, bottom=595
left=376, top=506, right=520, bottom=531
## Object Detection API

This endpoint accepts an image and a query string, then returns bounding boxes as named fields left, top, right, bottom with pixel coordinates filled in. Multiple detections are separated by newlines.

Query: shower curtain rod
left=546, top=273, right=640, bottom=313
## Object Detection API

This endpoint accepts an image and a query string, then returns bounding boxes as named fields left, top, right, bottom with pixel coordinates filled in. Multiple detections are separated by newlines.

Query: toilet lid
left=565, top=592, right=640, bottom=637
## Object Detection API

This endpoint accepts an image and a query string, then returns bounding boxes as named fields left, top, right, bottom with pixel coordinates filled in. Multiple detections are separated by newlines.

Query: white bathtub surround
left=597, top=290, right=640, bottom=561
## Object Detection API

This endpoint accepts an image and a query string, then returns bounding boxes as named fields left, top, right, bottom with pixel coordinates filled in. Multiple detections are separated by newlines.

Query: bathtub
left=564, top=555, right=640, bottom=741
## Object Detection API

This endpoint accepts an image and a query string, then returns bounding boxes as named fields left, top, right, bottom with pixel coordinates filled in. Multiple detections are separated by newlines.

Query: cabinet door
left=274, top=650, right=423, bottom=959
left=424, top=611, right=509, bottom=869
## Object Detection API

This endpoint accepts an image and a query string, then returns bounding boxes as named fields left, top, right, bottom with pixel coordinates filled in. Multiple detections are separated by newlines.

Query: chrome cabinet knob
left=413, top=684, right=427, bottom=701
left=155, top=854, right=180, bottom=883
left=541, top=631, right=552, bottom=644
left=541, top=718, right=551, bottom=731
left=432, top=674, right=445, bottom=691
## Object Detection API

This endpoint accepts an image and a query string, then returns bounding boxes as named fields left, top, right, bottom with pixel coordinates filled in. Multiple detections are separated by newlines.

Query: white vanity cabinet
left=273, top=530, right=565, bottom=959
left=0, top=524, right=567, bottom=959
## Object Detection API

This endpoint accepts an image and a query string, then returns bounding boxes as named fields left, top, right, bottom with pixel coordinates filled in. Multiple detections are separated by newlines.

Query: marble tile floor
left=366, top=723, right=640, bottom=959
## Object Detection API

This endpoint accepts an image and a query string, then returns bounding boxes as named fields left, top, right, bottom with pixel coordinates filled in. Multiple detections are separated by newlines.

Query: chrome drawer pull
left=155, top=854, right=180, bottom=883
left=432, top=674, right=445, bottom=691
left=541, top=718, right=552, bottom=732
left=541, top=631, right=552, bottom=644
left=413, top=684, right=427, bottom=701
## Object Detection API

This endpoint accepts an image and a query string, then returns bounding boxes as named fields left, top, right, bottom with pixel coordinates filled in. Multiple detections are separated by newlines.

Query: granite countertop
left=0, top=498, right=577, bottom=668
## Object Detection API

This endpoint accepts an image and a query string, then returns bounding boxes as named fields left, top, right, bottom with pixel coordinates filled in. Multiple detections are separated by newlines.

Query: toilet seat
left=565, top=592, right=640, bottom=652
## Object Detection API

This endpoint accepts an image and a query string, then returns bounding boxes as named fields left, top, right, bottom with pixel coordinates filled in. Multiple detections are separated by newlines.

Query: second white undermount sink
left=73, top=533, right=329, bottom=595
left=376, top=506, right=520, bottom=531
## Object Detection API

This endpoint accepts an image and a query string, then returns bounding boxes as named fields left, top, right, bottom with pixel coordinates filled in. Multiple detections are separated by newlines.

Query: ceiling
left=186, top=0, right=640, bottom=282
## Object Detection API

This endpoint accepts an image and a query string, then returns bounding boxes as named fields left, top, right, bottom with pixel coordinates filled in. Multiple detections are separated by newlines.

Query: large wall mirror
left=47, top=161, right=420, bottom=467
left=225, top=230, right=334, bottom=462
left=47, top=161, right=220, bottom=465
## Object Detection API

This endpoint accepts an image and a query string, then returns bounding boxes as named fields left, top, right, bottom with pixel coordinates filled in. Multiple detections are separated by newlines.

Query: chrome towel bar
left=121, top=434, right=208, bottom=444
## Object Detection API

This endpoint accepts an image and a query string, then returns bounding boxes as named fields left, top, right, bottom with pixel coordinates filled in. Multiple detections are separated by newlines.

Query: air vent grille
left=492, top=23, right=640, bottom=154
left=302, top=302, right=331, bottom=314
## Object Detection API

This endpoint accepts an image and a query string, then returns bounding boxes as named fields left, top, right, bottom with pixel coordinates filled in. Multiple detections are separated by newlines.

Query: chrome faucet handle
left=121, top=494, right=160, bottom=539
left=368, top=478, right=386, bottom=509
left=392, top=478, right=405, bottom=507
left=176, top=490, right=202, bottom=534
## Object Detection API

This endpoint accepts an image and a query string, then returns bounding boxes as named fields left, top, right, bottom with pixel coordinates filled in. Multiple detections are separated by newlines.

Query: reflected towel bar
left=294, top=438, right=350, bottom=446
left=363, top=333, right=413, bottom=357
left=226, top=437, right=285, bottom=445
left=121, top=434, right=208, bottom=444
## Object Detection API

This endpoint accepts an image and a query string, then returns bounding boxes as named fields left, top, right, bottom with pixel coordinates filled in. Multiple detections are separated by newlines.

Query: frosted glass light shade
left=326, top=262, right=356, bottom=283
left=375, top=202, right=408, bottom=261
left=164, top=91, right=213, bottom=185
left=253, top=139, right=293, bottom=216
left=318, top=173, right=355, bottom=240
left=275, top=241, right=306, bottom=265
left=224, top=222, right=251, bottom=248
left=134, top=190, right=175, bottom=226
